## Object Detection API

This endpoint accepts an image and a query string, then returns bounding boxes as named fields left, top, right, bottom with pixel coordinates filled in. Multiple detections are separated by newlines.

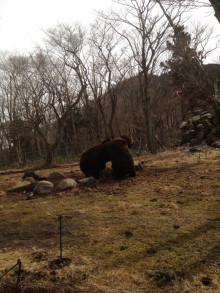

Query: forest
left=0, top=0, right=219, bottom=168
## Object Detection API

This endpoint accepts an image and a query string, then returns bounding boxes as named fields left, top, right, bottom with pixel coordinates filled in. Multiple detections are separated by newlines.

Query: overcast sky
left=0, top=0, right=219, bottom=62
left=0, top=0, right=115, bottom=52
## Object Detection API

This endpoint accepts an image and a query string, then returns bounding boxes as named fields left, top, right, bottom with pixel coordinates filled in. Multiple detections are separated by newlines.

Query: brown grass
left=0, top=149, right=220, bottom=292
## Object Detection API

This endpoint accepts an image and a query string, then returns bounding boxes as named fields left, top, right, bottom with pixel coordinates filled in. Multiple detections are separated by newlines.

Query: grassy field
left=0, top=149, right=220, bottom=293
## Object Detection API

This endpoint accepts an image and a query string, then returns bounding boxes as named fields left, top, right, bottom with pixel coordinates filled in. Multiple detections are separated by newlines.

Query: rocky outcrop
left=180, top=111, right=220, bottom=147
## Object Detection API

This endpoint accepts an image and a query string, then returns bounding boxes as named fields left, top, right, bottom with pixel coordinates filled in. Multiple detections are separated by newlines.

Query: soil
left=0, top=149, right=220, bottom=292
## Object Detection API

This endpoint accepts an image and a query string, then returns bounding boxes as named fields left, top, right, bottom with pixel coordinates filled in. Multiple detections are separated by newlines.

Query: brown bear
left=80, top=138, right=110, bottom=179
left=106, top=136, right=136, bottom=180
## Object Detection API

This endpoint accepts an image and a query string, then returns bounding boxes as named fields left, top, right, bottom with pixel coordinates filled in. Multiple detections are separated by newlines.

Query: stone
left=78, top=177, right=97, bottom=187
left=211, top=141, right=220, bottom=148
left=24, top=177, right=36, bottom=184
left=196, top=130, right=205, bottom=142
left=191, top=115, right=201, bottom=126
left=57, top=178, right=77, bottom=191
left=134, top=160, right=143, bottom=170
left=189, top=139, right=198, bottom=146
left=206, top=134, right=217, bottom=145
left=22, top=171, right=47, bottom=181
left=196, top=123, right=205, bottom=131
left=210, top=127, right=220, bottom=138
left=33, top=180, right=54, bottom=194
left=48, top=171, right=65, bottom=181
left=189, top=130, right=196, bottom=140
left=179, top=121, right=188, bottom=129
left=7, top=181, right=34, bottom=192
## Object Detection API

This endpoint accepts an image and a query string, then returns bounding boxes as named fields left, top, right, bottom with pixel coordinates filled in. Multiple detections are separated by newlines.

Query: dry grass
left=0, top=149, right=220, bottom=292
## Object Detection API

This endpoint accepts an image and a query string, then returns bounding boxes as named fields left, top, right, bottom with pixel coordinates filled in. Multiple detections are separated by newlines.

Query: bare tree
left=99, top=0, right=183, bottom=153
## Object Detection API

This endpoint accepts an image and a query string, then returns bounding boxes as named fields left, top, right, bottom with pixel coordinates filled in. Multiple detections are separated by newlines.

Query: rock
left=33, top=180, right=54, bottom=194
left=196, top=130, right=206, bottom=142
left=179, top=121, right=188, bottom=129
left=7, top=181, right=34, bottom=192
left=196, top=123, right=205, bottom=131
left=191, top=115, right=201, bottom=126
left=210, top=127, right=220, bottom=137
left=78, top=177, right=97, bottom=187
left=189, top=139, right=198, bottom=146
left=22, top=171, right=47, bottom=181
left=203, top=119, right=213, bottom=129
left=200, top=113, right=213, bottom=120
left=24, top=177, right=36, bottom=184
left=48, top=172, right=65, bottom=181
left=189, top=130, right=196, bottom=140
left=206, top=134, right=217, bottom=145
left=57, top=178, right=77, bottom=191
left=189, top=147, right=201, bottom=153
left=134, top=160, right=143, bottom=170
left=211, top=141, right=220, bottom=148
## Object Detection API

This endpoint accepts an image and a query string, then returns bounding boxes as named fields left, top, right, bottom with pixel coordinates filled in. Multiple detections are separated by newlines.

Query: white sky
left=0, top=0, right=219, bottom=62
left=0, top=0, right=115, bottom=53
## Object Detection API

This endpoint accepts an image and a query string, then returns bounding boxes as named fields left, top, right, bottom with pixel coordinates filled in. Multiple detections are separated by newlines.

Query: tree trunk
left=209, top=0, right=220, bottom=24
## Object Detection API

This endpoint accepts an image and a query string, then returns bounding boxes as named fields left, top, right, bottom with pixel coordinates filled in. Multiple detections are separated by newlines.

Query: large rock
left=7, top=181, right=34, bottom=193
left=33, top=180, right=54, bottom=194
left=22, top=171, right=47, bottom=181
left=78, top=177, right=97, bottom=187
left=57, top=178, right=77, bottom=191
left=48, top=171, right=65, bottom=181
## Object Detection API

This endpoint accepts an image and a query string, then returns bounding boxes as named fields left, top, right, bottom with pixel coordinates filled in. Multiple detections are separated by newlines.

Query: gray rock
left=57, top=178, right=77, bottom=191
left=48, top=171, right=65, bottom=181
left=24, top=177, right=36, bottom=184
left=33, top=180, right=54, bottom=194
left=7, top=181, right=34, bottom=193
left=134, top=160, right=143, bottom=170
left=180, top=121, right=188, bottom=129
left=22, top=171, right=47, bottom=181
left=189, top=130, right=196, bottom=140
left=211, top=141, right=220, bottom=148
left=78, top=177, right=97, bottom=187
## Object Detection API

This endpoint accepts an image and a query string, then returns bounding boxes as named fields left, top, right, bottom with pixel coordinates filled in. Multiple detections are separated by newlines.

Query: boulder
left=22, top=171, right=47, bottom=181
left=48, top=171, right=65, bottom=181
left=33, top=180, right=54, bottom=194
left=211, top=141, right=220, bottom=148
left=57, top=178, right=77, bottom=191
left=180, top=121, right=188, bottom=129
left=24, top=177, right=36, bottom=184
left=7, top=181, right=34, bottom=193
left=78, top=177, right=97, bottom=187
left=206, top=134, right=217, bottom=145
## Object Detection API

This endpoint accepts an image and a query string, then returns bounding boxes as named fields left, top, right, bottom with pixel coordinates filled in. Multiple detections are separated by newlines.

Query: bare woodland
left=0, top=0, right=219, bottom=167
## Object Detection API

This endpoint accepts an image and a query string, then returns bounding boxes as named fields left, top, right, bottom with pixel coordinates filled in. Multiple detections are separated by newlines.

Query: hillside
left=0, top=148, right=220, bottom=293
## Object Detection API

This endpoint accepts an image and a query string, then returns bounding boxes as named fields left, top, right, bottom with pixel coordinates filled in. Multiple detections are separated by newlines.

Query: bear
left=106, top=136, right=136, bottom=180
left=119, top=134, right=134, bottom=149
left=80, top=138, right=111, bottom=179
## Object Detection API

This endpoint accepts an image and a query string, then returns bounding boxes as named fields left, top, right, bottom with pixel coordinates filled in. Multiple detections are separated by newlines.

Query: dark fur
left=106, top=138, right=136, bottom=180
left=80, top=138, right=110, bottom=179
left=119, top=134, right=134, bottom=149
